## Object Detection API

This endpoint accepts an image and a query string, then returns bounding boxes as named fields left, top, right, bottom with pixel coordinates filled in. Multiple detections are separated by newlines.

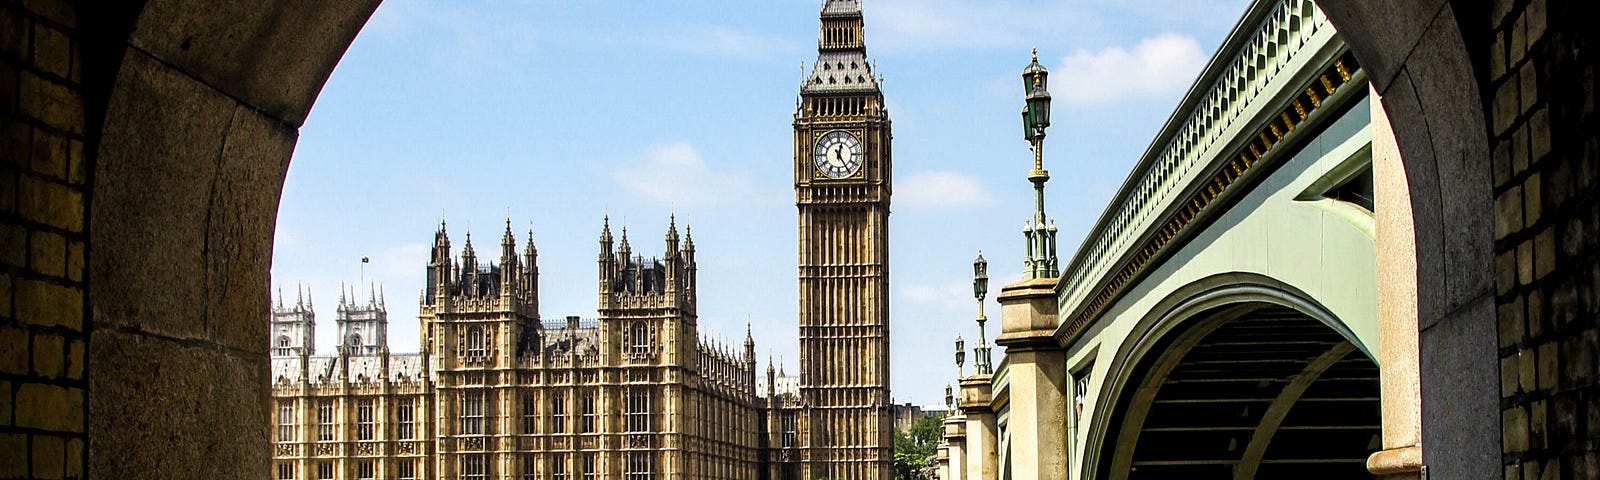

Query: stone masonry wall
left=0, top=0, right=87, bottom=479
left=1490, top=0, right=1600, bottom=477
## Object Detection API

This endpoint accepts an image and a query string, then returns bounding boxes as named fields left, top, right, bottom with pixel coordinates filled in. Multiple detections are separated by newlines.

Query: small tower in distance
left=336, top=282, right=389, bottom=356
left=270, top=285, right=315, bottom=357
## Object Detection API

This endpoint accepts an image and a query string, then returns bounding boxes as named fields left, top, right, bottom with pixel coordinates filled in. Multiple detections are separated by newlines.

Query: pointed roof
left=821, top=0, right=860, bottom=15
left=802, top=0, right=877, bottom=94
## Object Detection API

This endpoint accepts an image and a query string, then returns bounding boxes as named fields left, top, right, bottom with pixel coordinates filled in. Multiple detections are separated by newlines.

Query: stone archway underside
left=1122, top=306, right=1380, bottom=479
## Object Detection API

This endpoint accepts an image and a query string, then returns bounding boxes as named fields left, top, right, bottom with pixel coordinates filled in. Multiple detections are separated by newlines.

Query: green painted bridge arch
left=1081, top=274, right=1380, bottom=479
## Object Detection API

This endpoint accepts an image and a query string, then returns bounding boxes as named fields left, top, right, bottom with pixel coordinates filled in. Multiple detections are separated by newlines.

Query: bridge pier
left=995, top=278, right=1068, bottom=479
left=960, top=375, right=998, bottom=480
left=1366, top=86, right=1424, bottom=478
left=943, top=415, right=968, bottom=480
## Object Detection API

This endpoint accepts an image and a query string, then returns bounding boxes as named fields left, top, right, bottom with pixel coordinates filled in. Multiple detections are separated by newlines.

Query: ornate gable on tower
left=803, top=0, right=877, bottom=93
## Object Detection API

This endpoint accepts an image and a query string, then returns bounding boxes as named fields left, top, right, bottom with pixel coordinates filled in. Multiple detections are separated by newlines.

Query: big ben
left=793, top=1, right=892, bottom=479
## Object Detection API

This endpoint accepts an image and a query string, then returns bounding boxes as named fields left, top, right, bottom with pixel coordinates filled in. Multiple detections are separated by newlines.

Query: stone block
left=1520, top=59, right=1539, bottom=113
left=1490, top=33, right=1507, bottom=81
left=32, top=433, right=65, bottom=479
left=1513, top=118, right=1531, bottom=175
left=1496, top=186, right=1523, bottom=240
left=65, top=139, right=84, bottom=186
left=1498, top=294, right=1524, bottom=348
left=0, top=270, right=10, bottom=317
left=65, top=437, right=81, bottom=478
left=205, top=104, right=295, bottom=353
left=1561, top=329, right=1597, bottom=384
left=1495, top=76, right=1520, bottom=135
left=31, top=331, right=62, bottom=378
left=1518, top=347, right=1535, bottom=392
left=30, top=129, right=68, bottom=181
left=0, top=325, right=25, bottom=375
left=88, top=329, right=270, bottom=480
left=1, top=223, right=25, bottom=267
left=0, top=433, right=25, bottom=477
left=1534, top=227, right=1555, bottom=279
left=22, top=0, right=76, bottom=29
left=1536, top=341, right=1557, bottom=390
left=1527, top=288, right=1545, bottom=339
left=0, top=61, right=14, bottom=113
left=1509, top=16, right=1527, bottom=66
left=1316, top=0, right=1450, bottom=91
left=129, top=0, right=381, bottom=125
left=30, top=229, right=65, bottom=279
left=90, top=50, right=229, bottom=342
left=0, top=380, right=8, bottom=425
left=31, top=21, right=69, bottom=79
left=1494, top=133, right=1513, bottom=187
left=1528, top=0, right=1548, bottom=43
left=19, top=71, right=81, bottom=134
left=15, top=382, right=81, bottom=432
left=14, top=277, right=80, bottom=330
left=1524, top=173, right=1542, bottom=228
left=65, top=337, right=80, bottom=379
left=1503, top=404, right=1528, bottom=452
left=0, top=121, right=27, bottom=170
left=1500, top=354, right=1519, bottom=397
left=1496, top=250, right=1516, bottom=296
left=17, top=175, right=82, bottom=232
left=0, top=5, right=24, bottom=62
left=0, top=167, right=15, bottom=215
left=1562, top=202, right=1592, bottom=258
left=1530, top=398, right=1547, bottom=450
left=1516, top=240, right=1533, bottom=286
left=64, top=239, right=80, bottom=282
left=1530, top=107, right=1551, bottom=164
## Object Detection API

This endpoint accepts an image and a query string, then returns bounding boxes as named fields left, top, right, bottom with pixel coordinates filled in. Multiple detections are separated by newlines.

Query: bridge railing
left=1055, top=0, right=1342, bottom=335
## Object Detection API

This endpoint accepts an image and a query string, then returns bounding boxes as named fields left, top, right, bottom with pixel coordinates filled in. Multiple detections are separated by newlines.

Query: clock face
left=813, top=130, right=863, bottom=179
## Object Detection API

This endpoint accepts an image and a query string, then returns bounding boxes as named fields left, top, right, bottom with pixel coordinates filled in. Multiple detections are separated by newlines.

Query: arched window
left=276, top=336, right=292, bottom=356
left=466, top=327, right=486, bottom=359
left=346, top=334, right=362, bottom=350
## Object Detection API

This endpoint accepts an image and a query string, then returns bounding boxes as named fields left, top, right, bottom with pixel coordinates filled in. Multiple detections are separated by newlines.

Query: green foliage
left=892, top=414, right=943, bottom=480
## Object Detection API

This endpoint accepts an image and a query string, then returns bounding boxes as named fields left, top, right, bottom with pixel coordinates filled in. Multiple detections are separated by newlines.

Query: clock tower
left=792, top=1, right=892, bottom=478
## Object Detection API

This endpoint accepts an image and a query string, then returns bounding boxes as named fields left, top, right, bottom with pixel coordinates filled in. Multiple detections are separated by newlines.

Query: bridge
left=942, top=1, right=1418, bottom=479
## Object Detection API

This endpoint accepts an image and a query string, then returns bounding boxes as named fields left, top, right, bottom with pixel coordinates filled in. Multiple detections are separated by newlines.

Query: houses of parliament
left=269, top=1, right=895, bottom=479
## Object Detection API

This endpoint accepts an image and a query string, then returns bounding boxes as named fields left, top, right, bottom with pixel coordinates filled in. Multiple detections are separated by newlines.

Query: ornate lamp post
left=973, top=251, right=993, bottom=375
left=945, top=383, right=954, bottom=415
left=1021, top=48, right=1059, bottom=280
left=955, top=334, right=966, bottom=377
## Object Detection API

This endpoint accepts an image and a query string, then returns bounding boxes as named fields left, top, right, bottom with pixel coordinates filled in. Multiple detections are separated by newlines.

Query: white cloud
left=897, top=171, right=993, bottom=209
left=1055, top=33, right=1206, bottom=107
left=612, top=142, right=757, bottom=209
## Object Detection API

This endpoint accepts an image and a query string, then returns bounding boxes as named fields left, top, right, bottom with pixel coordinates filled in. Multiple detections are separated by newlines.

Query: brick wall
left=0, top=0, right=87, bottom=479
left=1490, top=0, right=1600, bottom=477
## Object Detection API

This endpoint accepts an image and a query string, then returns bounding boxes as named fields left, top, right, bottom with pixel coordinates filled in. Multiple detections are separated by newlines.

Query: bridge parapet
left=1056, top=0, right=1347, bottom=339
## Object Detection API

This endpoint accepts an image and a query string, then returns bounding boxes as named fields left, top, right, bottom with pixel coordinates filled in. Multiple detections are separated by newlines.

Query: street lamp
left=973, top=251, right=992, bottom=374
left=945, top=383, right=954, bottom=414
left=1021, top=47, right=1059, bottom=280
left=955, top=334, right=966, bottom=377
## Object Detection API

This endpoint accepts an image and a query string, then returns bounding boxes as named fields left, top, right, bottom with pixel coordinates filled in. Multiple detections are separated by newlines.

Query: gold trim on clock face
left=813, top=130, right=863, bottom=179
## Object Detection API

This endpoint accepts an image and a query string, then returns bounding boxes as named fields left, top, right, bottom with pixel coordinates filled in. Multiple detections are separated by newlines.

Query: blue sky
left=272, top=0, right=1251, bottom=406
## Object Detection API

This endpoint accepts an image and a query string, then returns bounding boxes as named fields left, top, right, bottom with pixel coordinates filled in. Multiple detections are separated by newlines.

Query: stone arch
left=1084, top=273, right=1375, bottom=479
left=2, top=0, right=1572, bottom=478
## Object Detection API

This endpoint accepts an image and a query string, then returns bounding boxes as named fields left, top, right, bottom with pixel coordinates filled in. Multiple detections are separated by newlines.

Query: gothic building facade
left=271, top=218, right=763, bottom=480
left=270, top=1, right=894, bottom=479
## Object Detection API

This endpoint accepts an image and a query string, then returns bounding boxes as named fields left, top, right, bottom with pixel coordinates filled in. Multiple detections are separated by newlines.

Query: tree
left=893, top=414, right=943, bottom=480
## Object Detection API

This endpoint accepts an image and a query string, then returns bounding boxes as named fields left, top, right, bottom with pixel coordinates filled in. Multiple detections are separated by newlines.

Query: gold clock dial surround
left=813, top=130, right=863, bottom=179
